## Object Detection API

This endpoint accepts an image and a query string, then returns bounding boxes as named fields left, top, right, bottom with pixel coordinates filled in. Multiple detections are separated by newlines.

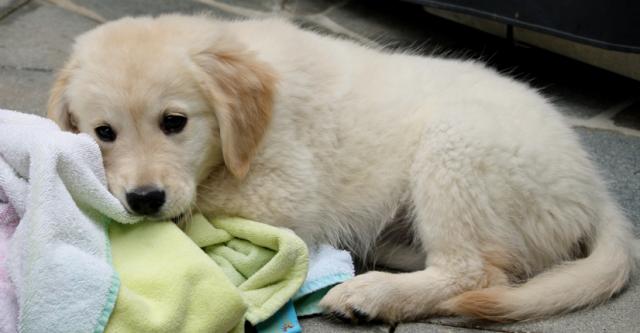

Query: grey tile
left=397, top=323, right=494, bottom=333
left=612, top=101, right=640, bottom=131
left=0, top=66, right=54, bottom=115
left=291, top=16, right=364, bottom=43
left=300, top=316, right=388, bottom=332
left=0, top=0, right=28, bottom=18
left=575, top=127, right=640, bottom=232
left=0, top=1, right=97, bottom=70
left=210, top=0, right=281, bottom=13
left=283, top=0, right=347, bottom=16
left=63, top=0, right=242, bottom=21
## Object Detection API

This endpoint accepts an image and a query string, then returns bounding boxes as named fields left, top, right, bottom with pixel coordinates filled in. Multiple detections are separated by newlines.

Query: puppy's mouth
left=170, top=211, right=190, bottom=227
left=127, top=209, right=187, bottom=224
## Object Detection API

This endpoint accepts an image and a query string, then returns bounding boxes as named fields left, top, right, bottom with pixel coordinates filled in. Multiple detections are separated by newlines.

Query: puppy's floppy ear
left=47, top=59, right=79, bottom=132
left=192, top=39, right=276, bottom=179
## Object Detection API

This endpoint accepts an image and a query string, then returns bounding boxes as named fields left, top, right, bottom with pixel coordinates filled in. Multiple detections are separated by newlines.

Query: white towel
left=0, top=110, right=140, bottom=333
left=0, top=186, right=19, bottom=333
left=292, top=244, right=354, bottom=316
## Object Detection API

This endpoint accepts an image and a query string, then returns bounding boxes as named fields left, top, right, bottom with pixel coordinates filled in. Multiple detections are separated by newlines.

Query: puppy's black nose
left=126, top=186, right=165, bottom=215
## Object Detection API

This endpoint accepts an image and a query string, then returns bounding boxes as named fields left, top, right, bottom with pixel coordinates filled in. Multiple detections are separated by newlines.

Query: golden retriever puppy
left=48, top=14, right=635, bottom=323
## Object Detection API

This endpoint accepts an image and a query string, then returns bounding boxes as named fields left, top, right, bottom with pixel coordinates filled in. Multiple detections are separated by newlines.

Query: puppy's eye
left=95, top=125, right=117, bottom=142
left=161, top=114, right=188, bottom=135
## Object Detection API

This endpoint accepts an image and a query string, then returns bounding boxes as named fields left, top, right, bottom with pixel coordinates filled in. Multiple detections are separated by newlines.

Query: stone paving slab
left=397, top=323, right=493, bottom=333
left=282, top=0, right=345, bottom=16
left=0, top=0, right=27, bottom=18
left=0, top=0, right=96, bottom=70
left=61, top=0, right=241, bottom=21
left=210, top=0, right=282, bottom=13
left=577, top=128, right=640, bottom=230
left=300, top=317, right=389, bottom=332
left=0, top=66, right=53, bottom=114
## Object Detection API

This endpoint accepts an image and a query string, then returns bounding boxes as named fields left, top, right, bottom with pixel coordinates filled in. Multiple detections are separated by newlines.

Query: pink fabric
left=1, top=187, right=19, bottom=333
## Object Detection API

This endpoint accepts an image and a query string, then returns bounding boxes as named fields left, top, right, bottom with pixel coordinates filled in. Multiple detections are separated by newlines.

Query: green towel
left=105, top=214, right=309, bottom=332
left=187, top=215, right=309, bottom=324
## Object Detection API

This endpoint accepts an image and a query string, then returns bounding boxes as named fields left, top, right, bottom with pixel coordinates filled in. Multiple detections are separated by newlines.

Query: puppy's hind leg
left=320, top=120, right=510, bottom=323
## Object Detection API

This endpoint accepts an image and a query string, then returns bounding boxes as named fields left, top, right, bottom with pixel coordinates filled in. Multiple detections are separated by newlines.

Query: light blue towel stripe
left=93, top=219, right=119, bottom=333
left=293, top=273, right=353, bottom=300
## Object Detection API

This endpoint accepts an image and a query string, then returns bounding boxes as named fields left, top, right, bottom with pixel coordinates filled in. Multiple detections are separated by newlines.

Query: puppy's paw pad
left=352, top=308, right=373, bottom=323
left=325, top=308, right=372, bottom=324
left=320, top=271, right=397, bottom=323
left=327, top=311, right=352, bottom=323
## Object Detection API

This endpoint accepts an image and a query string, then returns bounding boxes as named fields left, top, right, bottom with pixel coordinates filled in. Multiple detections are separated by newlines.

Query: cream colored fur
left=48, top=14, right=636, bottom=323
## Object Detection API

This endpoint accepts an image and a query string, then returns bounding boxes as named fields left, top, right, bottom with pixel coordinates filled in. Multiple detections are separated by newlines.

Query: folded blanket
left=106, top=214, right=309, bottom=332
left=0, top=109, right=140, bottom=333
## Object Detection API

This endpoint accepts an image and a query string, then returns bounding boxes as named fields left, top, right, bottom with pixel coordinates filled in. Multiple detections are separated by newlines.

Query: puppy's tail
left=446, top=204, right=636, bottom=321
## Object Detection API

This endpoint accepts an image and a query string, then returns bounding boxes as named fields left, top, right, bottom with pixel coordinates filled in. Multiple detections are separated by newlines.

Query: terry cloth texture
left=188, top=214, right=309, bottom=324
left=293, top=244, right=354, bottom=316
left=0, top=187, right=19, bottom=333
left=0, top=110, right=140, bottom=333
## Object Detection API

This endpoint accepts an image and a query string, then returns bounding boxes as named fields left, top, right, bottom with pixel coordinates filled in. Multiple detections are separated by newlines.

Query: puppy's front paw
left=320, top=271, right=403, bottom=324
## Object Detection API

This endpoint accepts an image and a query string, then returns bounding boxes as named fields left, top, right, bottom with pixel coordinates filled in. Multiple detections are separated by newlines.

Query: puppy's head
left=48, top=15, right=276, bottom=219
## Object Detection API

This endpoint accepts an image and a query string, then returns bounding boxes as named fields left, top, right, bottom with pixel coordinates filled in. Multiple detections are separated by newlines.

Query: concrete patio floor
left=1, top=0, right=639, bottom=332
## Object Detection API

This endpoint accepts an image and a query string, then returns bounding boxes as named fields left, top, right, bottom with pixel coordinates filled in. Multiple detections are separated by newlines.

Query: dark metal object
left=403, top=0, right=640, bottom=53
